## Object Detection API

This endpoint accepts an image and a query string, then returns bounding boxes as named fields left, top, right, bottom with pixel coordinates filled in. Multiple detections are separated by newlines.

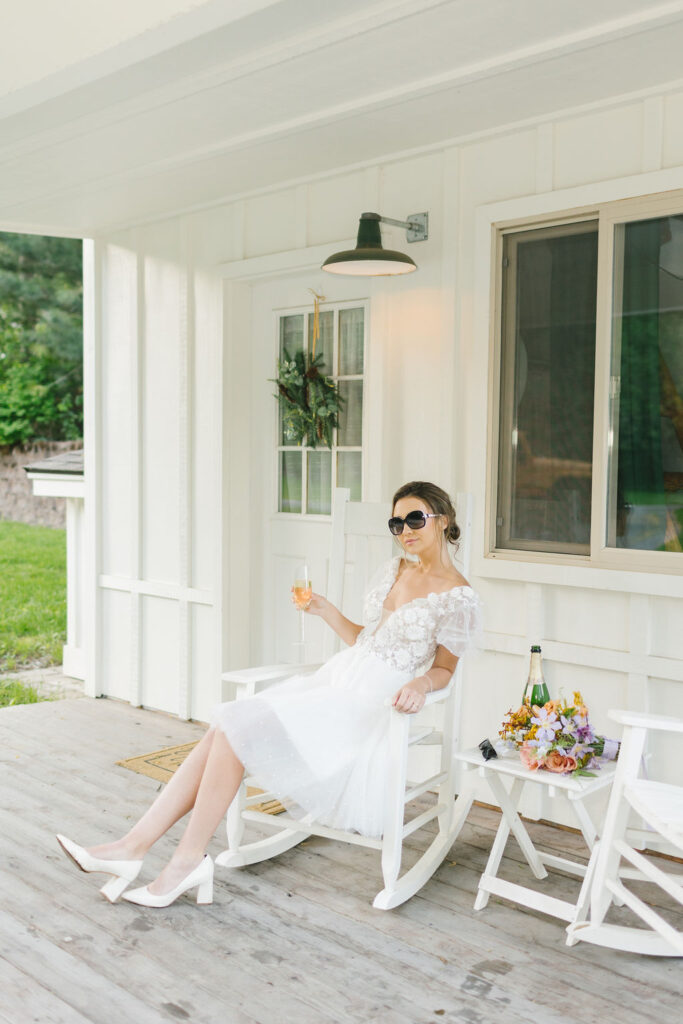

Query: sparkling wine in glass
left=293, top=564, right=311, bottom=660
left=292, top=570, right=312, bottom=611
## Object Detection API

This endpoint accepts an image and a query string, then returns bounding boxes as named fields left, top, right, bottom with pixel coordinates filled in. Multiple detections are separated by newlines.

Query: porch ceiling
left=1, top=0, right=683, bottom=237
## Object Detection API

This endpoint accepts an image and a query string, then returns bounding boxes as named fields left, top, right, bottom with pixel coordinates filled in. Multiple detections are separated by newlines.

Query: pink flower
left=520, top=741, right=545, bottom=771
left=544, top=749, right=578, bottom=774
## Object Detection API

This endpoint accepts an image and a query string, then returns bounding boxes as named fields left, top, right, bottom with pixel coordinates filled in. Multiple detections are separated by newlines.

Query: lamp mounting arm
left=361, top=211, right=429, bottom=242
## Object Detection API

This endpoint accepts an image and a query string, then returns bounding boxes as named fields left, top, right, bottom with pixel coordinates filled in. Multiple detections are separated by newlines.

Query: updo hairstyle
left=391, top=481, right=460, bottom=545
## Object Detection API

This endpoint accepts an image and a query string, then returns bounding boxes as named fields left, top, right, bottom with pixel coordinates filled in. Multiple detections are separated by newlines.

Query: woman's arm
left=293, top=591, right=363, bottom=646
left=392, top=645, right=458, bottom=714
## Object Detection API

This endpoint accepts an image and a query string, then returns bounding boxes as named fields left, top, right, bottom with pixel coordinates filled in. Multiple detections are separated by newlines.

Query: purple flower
left=531, top=707, right=562, bottom=743
left=576, top=724, right=596, bottom=744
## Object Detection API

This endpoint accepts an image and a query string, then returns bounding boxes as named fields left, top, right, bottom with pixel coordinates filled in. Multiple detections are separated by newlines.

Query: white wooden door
left=246, top=274, right=371, bottom=667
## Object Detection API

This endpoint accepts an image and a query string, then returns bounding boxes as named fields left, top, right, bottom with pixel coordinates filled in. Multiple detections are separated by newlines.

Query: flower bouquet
left=499, top=692, right=619, bottom=777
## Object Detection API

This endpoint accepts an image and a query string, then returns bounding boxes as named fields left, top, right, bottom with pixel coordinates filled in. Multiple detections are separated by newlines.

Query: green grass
left=0, top=679, right=43, bottom=707
left=0, top=520, right=66, bottom=672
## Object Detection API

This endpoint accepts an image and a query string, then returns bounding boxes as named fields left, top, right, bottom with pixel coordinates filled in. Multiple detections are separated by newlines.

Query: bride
left=57, top=481, right=481, bottom=908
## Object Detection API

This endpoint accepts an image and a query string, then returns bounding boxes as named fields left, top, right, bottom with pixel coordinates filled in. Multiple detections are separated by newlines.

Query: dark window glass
left=497, top=223, right=598, bottom=553
left=609, top=215, right=683, bottom=552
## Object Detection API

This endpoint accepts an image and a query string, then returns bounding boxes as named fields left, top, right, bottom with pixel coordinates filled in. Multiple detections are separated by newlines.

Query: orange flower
left=544, top=749, right=577, bottom=774
left=520, top=741, right=545, bottom=771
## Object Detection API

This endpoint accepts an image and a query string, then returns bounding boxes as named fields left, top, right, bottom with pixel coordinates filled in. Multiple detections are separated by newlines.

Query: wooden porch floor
left=0, top=697, right=680, bottom=1024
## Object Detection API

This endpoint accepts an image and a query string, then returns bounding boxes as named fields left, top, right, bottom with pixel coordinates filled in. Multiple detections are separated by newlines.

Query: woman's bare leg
left=146, top=727, right=244, bottom=894
left=87, top=726, right=220, bottom=860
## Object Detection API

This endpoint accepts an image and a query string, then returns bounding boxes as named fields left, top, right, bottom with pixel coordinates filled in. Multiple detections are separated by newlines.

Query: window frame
left=273, top=297, right=368, bottom=519
left=487, top=189, right=683, bottom=576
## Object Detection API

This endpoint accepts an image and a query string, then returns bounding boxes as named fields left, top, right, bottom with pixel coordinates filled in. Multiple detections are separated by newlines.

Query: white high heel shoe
left=123, top=855, right=214, bottom=908
left=56, top=834, right=144, bottom=902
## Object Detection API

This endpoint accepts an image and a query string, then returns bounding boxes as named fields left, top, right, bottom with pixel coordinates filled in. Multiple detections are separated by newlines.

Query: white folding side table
left=454, top=748, right=617, bottom=923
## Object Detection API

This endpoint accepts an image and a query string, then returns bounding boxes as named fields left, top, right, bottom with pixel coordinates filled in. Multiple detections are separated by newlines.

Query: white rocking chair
left=216, top=488, right=474, bottom=909
left=566, top=709, right=683, bottom=956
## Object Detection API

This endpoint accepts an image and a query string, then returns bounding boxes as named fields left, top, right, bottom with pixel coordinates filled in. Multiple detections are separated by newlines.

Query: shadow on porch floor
left=0, top=698, right=680, bottom=1024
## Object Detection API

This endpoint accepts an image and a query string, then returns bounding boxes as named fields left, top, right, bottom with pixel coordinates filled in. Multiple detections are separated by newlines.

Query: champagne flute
left=292, top=563, right=312, bottom=659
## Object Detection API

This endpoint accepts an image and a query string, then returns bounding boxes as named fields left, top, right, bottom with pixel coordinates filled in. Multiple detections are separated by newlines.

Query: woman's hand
left=392, top=677, right=429, bottom=714
left=290, top=589, right=329, bottom=617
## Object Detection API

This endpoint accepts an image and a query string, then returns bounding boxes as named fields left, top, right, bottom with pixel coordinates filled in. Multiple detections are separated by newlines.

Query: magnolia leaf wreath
left=272, top=291, right=343, bottom=449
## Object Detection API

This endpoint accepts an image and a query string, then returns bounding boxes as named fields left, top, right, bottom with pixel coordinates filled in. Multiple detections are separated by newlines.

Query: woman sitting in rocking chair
left=57, top=481, right=481, bottom=908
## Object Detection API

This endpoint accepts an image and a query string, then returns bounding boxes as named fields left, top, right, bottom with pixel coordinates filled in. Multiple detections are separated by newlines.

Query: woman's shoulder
left=446, top=567, right=470, bottom=590
left=438, top=581, right=480, bottom=614
left=427, top=563, right=471, bottom=596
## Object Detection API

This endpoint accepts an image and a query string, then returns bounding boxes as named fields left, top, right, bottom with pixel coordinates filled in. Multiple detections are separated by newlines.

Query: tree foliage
left=0, top=232, right=83, bottom=446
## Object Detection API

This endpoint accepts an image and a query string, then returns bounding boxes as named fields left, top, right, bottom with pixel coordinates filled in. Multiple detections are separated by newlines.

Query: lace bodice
left=355, top=556, right=481, bottom=674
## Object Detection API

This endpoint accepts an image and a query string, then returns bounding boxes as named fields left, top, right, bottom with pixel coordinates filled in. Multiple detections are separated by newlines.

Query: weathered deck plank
left=0, top=958, right=96, bottom=1024
left=1, top=698, right=680, bottom=1024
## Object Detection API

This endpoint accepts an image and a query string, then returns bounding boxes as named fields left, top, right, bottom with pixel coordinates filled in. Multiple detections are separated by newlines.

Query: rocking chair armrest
left=383, top=677, right=453, bottom=712
left=609, top=709, right=683, bottom=734
left=222, top=662, right=322, bottom=701
left=222, top=664, right=294, bottom=685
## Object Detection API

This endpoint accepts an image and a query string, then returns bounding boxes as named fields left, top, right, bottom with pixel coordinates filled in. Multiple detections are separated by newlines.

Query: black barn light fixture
left=322, top=211, right=429, bottom=276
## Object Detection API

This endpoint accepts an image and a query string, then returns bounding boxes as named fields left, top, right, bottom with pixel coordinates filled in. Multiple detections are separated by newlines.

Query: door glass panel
left=607, top=214, right=683, bottom=552
left=338, top=380, right=363, bottom=447
left=337, top=451, right=362, bottom=501
left=279, top=314, right=304, bottom=361
left=279, top=403, right=299, bottom=446
left=279, top=451, right=302, bottom=513
left=307, top=450, right=331, bottom=514
left=308, top=309, right=334, bottom=375
left=339, top=308, right=364, bottom=375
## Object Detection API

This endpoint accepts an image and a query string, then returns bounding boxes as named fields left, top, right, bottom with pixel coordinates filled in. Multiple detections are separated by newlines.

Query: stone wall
left=0, top=441, right=82, bottom=528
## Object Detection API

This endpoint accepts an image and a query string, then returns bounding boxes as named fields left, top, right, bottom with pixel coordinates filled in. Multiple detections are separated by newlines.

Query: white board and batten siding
left=85, top=220, right=223, bottom=723
left=86, top=87, right=683, bottom=827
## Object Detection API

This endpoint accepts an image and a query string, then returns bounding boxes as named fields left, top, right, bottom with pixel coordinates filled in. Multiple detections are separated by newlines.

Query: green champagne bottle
left=522, top=645, right=550, bottom=707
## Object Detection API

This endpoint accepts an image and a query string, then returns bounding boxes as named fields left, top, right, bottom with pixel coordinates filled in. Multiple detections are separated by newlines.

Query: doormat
left=116, top=742, right=284, bottom=814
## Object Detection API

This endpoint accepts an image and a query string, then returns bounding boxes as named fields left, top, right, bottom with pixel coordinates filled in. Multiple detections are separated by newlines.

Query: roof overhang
left=2, top=0, right=683, bottom=237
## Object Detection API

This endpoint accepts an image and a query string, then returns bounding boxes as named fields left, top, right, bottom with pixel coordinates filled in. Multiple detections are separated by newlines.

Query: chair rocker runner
left=217, top=489, right=474, bottom=909
left=566, top=709, right=683, bottom=956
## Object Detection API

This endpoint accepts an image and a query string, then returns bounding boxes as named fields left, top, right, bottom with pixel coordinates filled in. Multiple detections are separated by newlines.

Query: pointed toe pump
left=56, top=834, right=144, bottom=902
left=123, top=855, right=214, bottom=908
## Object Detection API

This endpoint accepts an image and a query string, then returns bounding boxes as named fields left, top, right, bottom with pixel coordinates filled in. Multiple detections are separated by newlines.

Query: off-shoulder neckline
left=381, top=555, right=473, bottom=615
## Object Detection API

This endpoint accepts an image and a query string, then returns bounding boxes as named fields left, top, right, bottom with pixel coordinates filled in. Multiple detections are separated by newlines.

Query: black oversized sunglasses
left=388, top=511, right=441, bottom=536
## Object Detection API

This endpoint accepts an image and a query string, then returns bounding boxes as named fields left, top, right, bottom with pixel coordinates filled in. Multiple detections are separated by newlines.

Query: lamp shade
left=322, top=212, right=417, bottom=276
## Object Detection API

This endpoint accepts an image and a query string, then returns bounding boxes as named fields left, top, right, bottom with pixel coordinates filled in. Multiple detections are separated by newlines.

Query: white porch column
left=25, top=455, right=85, bottom=680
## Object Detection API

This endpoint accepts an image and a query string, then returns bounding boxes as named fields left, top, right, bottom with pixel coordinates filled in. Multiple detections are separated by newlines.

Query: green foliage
left=0, top=679, right=43, bottom=707
left=0, top=232, right=83, bottom=446
left=273, top=348, right=343, bottom=448
left=0, top=521, right=66, bottom=672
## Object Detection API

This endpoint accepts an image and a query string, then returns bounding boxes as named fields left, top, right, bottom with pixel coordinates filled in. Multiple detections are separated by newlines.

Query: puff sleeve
left=435, top=588, right=482, bottom=657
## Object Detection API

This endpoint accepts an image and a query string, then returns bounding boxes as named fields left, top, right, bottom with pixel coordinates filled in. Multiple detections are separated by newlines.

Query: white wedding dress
left=212, top=556, right=481, bottom=838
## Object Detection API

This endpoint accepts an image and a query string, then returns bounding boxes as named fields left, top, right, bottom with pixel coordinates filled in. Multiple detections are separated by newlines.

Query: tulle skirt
left=211, top=644, right=412, bottom=838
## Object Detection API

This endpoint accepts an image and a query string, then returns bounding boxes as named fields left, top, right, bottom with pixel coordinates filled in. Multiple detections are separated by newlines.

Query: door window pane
left=337, top=451, right=362, bottom=501
left=339, top=308, right=364, bottom=375
left=307, top=450, right=332, bottom=514
left=279, top=451, right=302, bottom=513
left=338, top=380, right=363, bottom=447
left=308, top=309, right=334, bottom=375
left=279, top=403, right=299, bottom=446
left=279, top=314, right=304, bottom=361
left=497, top=223, right=598, bottom=553
left=608, top=215, right=683, bottom=552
